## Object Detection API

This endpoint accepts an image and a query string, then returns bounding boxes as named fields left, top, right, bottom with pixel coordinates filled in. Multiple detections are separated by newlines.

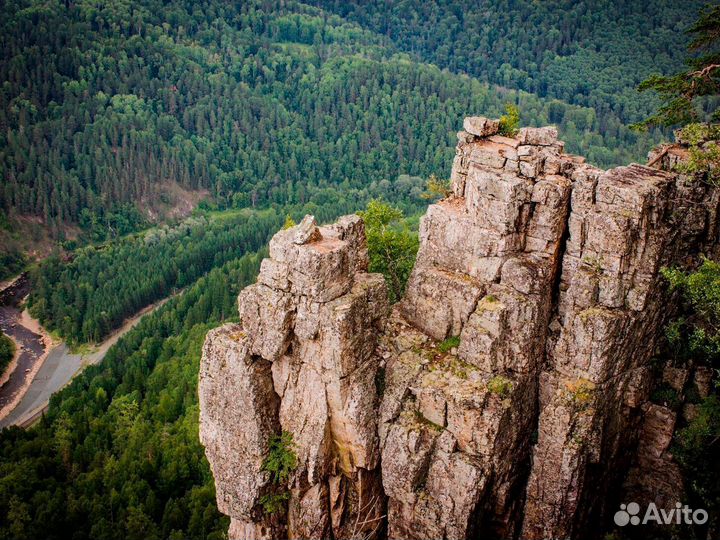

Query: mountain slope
left=1, top=0, right=664, bottom=251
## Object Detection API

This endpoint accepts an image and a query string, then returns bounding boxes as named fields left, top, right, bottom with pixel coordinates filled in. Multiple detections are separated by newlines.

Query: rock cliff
left=199, top=118, right=719, bottom=539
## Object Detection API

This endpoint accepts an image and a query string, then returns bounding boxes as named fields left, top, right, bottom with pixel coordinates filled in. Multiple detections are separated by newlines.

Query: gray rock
left=293, top=215, right=322, bottom=245
left=463, top=116, right=500, bottom=138
left=200, top=117, right=720, bottom=540
left=517, top=126, right=558, bottom=145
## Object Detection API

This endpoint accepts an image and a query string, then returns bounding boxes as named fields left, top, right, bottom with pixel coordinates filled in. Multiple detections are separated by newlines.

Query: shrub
left=421, top=174, right=452, bottom=201
left=358, top=200, right=419, bottom=303
left=259, top=492, right=290, bottom=515
left=282, top=215, right=296, bottom=229
left=262, top=431, right=297, bottom=484
left=259, top=431, right=298, bottom=515
left=651, top=384, right=681, bottom=410
left=498, top=103, right=520, bottom=136
left=487, top=375, right=514, bottom=397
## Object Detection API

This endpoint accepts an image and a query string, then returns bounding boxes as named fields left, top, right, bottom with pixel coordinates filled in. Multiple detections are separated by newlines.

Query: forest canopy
left=0, top=1, right=712, bottom=539
left=0, top=0, right=687, bottom=253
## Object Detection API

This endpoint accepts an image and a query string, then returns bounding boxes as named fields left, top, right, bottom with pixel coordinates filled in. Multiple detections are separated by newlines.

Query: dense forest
left=0, top=1, right=715, bottom=539
left=28, top=210, right=283, bottom=343
left=0, top=332, right=14, bottom=377
left=0, top=251, right=266, bottom=540
left=310, top=0, right=705, bottom=124
left=0, top=0, right=687, bottom=265
left=0, top=198, right=420, bottom=540
left=26, top=188, right=428, bottom=344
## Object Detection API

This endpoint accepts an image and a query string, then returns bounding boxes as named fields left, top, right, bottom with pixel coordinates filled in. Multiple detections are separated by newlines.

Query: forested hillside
left=0, top=252, right=266, bottom=540
left=0, top=0, right=680, bottom=258
left=28, top=210, right=283, bottom=343
left=310, top=0, right=704, bottom=124
left=0, top=197, right=422, bottom=540
left=0, top=2, right=711, bottom=539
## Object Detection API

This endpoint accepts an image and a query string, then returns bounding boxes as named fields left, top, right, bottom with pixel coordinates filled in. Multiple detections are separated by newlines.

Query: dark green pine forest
left=0, top=0, right=713, bottom=539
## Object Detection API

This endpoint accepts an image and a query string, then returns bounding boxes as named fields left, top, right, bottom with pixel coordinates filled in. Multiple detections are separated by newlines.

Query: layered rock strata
left=200, top=117, right=719, bottom=540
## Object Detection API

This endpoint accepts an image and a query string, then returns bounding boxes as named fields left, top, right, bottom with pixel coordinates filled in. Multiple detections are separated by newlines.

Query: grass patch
left=487, top=375, right=514, bottom=397
left=437, top=335, right=460, bottom=353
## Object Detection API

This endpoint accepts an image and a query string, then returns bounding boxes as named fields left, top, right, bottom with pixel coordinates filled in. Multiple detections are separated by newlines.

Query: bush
left=358, top=200, right=419, bottom=303
left=498, top=103, right=520, bottom=136
left=262, top=431, right=297, bottom=484
left=259, top=431, right=297, bottom=515
left=487, top=375, right=514, bottom=397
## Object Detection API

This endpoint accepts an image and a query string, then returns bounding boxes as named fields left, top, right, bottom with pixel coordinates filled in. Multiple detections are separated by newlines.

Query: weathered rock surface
left=199, top=324, right=284, bottom=539
left=199, top=117, right=719, bottom=540
left=200, top=214, right=388, bottom=540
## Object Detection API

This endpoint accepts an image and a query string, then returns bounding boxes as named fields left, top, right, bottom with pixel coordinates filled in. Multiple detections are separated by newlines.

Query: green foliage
left=78, top=204, right=148, bottom=243
left=674, top=394, right=720, bottom=529
left=498, top=104, right=521, bottom=137
left=674, top=123, right=720, bottom=185
left=282, top=215, right=297, bottom=230
left=0, top=332, right=15, bottom=376
left=359, top=200, right=419, bottom=303
left=258, top=492, right=290, bottom=515
left=662, top=259, right=720, bottom=320
left=313, top=0, right=699, bottom=140
left=634, top=4, right=720, bottom=189
left=635, top=4, right=720, bottom=129
left=258, top=431, right=296, bottom=515
left=662, top=257, right=720, bottom=531
left=437, top=335, right=460, bottom=354
left=0, top=250, right=266, bottom=540
left=662, top=259, right=720, bottom=362
left=421, top=175, right=452, bottom=201
left=487, top=375, right=514, bottom=397
left=651, top=383, right=681, bottom=410
left=0, top=0, right=685, bottom=243
left=28, top=210, right=284, bottom=344
left=261, top=431, right=298, bottom=485
left=0, top=248, right=26, bottom=282
left=0, top=3, right=709, bottom=539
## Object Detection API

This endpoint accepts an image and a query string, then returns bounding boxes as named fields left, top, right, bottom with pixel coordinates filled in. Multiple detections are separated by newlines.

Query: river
left=0, top=275, right=166, bottom=429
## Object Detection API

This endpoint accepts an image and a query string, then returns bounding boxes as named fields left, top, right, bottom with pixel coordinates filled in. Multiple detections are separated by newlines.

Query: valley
left=0, top=1, right=717, bottom=539
left=0, top=275, right=167, bottom=428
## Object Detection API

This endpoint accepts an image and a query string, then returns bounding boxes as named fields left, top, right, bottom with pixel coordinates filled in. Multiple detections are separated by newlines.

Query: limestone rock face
left=199, top=118, right=719, bottom=540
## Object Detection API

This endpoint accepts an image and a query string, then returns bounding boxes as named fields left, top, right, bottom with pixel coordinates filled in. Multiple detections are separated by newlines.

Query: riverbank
left=0, top=307, right=57, bottom=422
left=0, top=296, right=169, bottom=429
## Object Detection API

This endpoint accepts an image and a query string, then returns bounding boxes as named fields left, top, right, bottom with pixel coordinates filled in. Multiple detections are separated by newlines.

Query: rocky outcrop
left=200, top=214, right=388, bottom=539
left=384, top=121, right=571, bottom=539
left=199, top=117, right=719, bottom=540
